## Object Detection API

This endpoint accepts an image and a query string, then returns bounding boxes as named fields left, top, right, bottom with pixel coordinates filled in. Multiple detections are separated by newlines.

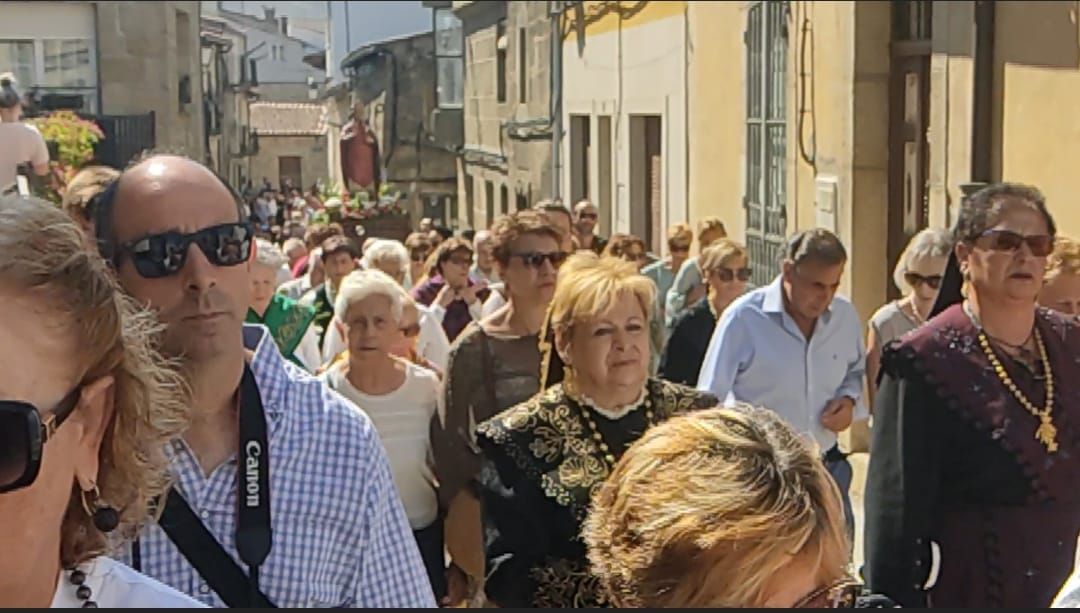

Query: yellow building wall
left=564, top=0, right=687, bottom=41
left=687, top=1, right=747, bottom=246
left=993, top=1, right=1080, bottom=239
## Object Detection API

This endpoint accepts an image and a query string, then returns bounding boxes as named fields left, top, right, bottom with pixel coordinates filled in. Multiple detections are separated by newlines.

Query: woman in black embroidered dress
left=474, top=253, right=716, bottom=607
left=864, top=183, right=1080, bottom=608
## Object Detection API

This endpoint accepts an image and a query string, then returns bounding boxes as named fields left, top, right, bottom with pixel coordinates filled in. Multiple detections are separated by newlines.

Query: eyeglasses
left=119, top=222, right=253, bottom=279
left=708, top=266, right=752, bottom=282
left=792, top=577, right=863, bottom=608
left=669, top=243, right=691, bottom=253
left=512, top=251, right=569, bottom=269
left=904, top=272, right=943, bottom=290
left=447, top=256, right=474, bottom=267
left=0, top=389, right=80, bottom=494
left=578, top=212, right=598, bottom=221
left=974, top=229, right=1054, bottom=257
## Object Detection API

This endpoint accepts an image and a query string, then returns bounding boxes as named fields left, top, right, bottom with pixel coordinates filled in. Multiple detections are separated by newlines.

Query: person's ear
left=71, top=375, right=116, bottom=492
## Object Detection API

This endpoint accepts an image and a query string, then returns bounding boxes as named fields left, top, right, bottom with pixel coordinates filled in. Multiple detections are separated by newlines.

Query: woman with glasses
left=865, top=183, right=1080, bottom=608
left=435, top=210, right=565, bottom=605
left=0, top=195, right=199, bottom=607
left=1039, top=236, right=1080, bottom=317
left=404, top=232, right=434, bottom=290
left=473, top=253, right=716, bottom=607
left=585, top=405, right=892, bottom=608
left=319, top=269, right=444, bottom=601
left=412, top=237, right=490, bottom=342
left=602, top=233, right=650, bottom=270
left=660, top=239, right=750, bottom=386
left=642, top=223, right=694, bottom=324
left=865, top=228, right=951, bottom=410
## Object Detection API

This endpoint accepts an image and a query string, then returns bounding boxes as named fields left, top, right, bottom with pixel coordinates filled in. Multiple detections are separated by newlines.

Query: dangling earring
left=80, top=485, right=119, bottom=533
left=562, top=357, right=578, bottom=398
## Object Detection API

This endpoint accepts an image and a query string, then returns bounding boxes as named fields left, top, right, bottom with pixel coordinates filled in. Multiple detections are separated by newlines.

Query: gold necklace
left=977, top=328, right=1058, bottom=453
left=577, top=397, right=655, bottom=466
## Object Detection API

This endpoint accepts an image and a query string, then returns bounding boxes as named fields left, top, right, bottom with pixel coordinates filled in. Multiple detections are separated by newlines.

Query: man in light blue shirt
left=697, top=228, right=866, bottom=537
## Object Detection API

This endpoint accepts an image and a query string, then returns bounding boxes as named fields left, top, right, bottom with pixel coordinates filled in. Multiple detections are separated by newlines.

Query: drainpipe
left=971, top=0, right=994, bottom=183
left=550, top=1, right=563, bottom=201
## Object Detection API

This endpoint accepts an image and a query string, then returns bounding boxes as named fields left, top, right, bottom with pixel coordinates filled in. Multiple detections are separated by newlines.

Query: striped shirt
left=123, top=324, right=435, bottom=608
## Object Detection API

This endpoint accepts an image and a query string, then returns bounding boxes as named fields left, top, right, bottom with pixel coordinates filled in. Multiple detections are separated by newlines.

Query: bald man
left=93, top=154, right=435, bottom=608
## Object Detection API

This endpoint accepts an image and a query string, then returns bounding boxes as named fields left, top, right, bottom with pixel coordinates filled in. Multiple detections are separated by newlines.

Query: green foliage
left=28, top=111, right=105, bottom=204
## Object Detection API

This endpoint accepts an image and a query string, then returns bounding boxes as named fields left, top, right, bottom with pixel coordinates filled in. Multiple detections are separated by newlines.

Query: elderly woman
left=474, top=253, right=717, bottom=607
left=865, top=183, right=1080, bottom=608
left=660, top=239, right=750, bottom=386
left=865, top=228, right=951, bottom=408
left=0, top=195, right=199, bottom=607
left=585, top=405, right=891, bottom=608
left=1040, top=236, right=1080, bottom=317
left=412, top=237, right=491, bottom=342
left=245, top=238, right=321, bottom=372
left=436, top=210, right=565, bottom=603
left=321, top=239, right=451, bottom=372
left=318, top=269, right=444, bottom=600
left=665, top=217, right=728, bottom=327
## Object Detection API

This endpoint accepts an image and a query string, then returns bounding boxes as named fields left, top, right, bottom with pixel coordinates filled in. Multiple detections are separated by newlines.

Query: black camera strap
left=154, top=362, right=275, bottom=607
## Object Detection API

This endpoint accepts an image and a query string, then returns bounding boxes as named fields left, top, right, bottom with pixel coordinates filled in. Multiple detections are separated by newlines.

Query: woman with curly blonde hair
left=0, top=195, right=199, bottom=607
left=1039, top=235, right=1080, bottom=317
left=585, top=405, right=890, bottom=608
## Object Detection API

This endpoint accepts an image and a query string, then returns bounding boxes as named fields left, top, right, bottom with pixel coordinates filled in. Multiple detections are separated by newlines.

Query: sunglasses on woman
left=0, top=389, right=80, bottom=494
left=903, top=272, right=942, bottom=290
left=974, top=229, right=1054, bottom=257
left=512, top=251, right=569, bottom=268
left=119, top=222, right=254, bottom=279
left=793, top=577, right=863, bottom=608
left=708, top=266, right=752, bottom=282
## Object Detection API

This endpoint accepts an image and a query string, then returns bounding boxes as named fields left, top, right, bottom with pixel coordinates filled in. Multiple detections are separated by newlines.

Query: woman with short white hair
left=866, top=227, right=952, bottom=409
left=319, top=269, right=444, bottom=601
left=245, top=238, right=322, bottom=372
left=322, top=239, right=451, bottom=373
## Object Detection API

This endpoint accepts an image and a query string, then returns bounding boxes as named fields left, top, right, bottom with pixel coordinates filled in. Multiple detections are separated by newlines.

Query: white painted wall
left=0, top=2, right=94, bottom=38
left=241, top=25, right=321, bottom=84
left=561, top=15, right=688, bottom=240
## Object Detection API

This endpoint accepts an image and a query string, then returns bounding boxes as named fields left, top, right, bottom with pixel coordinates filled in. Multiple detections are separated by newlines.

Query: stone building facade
left=247, top=102, right=328, bottom=192
left=453, top=0, right=555, bottom=231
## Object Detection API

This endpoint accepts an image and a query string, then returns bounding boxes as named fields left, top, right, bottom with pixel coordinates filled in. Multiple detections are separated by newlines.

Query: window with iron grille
left=744, top=1, right=789, bottom=287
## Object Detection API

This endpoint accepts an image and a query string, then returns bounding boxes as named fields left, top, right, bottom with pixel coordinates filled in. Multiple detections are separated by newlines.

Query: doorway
left=277, top=156, right=302, bottom=191
left=630, top=114, right=662, bottom=252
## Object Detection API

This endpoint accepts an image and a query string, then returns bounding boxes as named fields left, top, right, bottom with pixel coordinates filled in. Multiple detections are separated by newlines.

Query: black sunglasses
left=0, top=389, right=80, bottom=494
left=974, top=229, right=1054, bottom=257
left=512, top=251, right=569, bottom=269
left=904, top=272, right=942, bottom=290
left=709, top=266, right=752, bottom=282
left=120, top=222, right=254, bottom=279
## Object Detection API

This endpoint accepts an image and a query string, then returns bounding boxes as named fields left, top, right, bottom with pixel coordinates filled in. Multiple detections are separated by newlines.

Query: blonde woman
left=60, top=165, right=119, bottom=245
left=665, top=217, right=728, bottom=326
left=584, top=405, right=891, bottom=608
left=1039, top=236, right=1080, bottom=317
left=865, top=228, right=950, bottom=409
left=0, top=195, right=199, bottom=607
left=474, top=253, right=716, bottom=607
left=660, top=239, right=750, bottom=386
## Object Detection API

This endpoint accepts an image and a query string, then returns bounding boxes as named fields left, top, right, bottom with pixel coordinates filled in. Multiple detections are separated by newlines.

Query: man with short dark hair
left=572, top=199, right=607, bottom=254
left=697, top=228, right=865, bottom=539
left=302, top=234, right=360, bottom=351
left=93, top=154, right=434, bottom=607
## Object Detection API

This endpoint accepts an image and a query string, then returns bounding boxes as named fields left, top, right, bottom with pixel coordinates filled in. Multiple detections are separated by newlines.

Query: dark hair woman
left=864, top=183, right=1080, bottom=608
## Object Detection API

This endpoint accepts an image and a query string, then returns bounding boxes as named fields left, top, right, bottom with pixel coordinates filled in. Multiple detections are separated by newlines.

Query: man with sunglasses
left=697, top=228, right=866, bottom=543
left=572, top=199, right=608, bottom=255
left=93, top=154, right=435, bottom=608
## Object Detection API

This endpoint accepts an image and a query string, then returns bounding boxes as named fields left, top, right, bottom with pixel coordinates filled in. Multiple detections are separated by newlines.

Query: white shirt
left=320, top=304, right=450, bottom=372
left=322, top=361, right=440, bottom=530
left=0, top=122, right=49, bottom=189
left=51, top=556, right=205, bottom=608
left=480, top=285, right=508, bottom=318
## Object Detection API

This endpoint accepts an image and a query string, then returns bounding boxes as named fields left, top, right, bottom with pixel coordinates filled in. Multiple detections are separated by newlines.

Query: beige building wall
left=687, top=1, right=747, bottom=246
left=96, top=1, right=205, bottom=160
left=561, top=1, right=689, bottom=252
left=249, top=135, right=328, bottom=191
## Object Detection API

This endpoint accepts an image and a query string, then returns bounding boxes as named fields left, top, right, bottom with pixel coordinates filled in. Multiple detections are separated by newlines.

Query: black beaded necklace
left=68, top=568, right=98, bottom=608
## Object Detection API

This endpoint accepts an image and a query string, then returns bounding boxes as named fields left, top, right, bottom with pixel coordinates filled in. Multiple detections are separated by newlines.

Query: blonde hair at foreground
left=0, top=195, right=189, bottom=568
left=547, top=252, right=656, bottom=333
left=1046, top=236, right=1080, bottom=282
left=584, top=405, right=849, bottom=608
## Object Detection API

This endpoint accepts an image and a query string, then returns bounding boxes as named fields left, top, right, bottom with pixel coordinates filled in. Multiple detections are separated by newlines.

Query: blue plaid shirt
left=122, top=325, right=435, bottom=608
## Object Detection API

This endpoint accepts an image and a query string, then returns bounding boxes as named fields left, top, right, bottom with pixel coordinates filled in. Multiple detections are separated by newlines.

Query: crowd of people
left=4, top=89, right=1080, bottom=607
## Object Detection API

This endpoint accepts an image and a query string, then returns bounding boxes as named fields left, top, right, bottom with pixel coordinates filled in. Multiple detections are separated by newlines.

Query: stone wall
left=248, top=135, right=329, bottom=192
left=96, top=1, right=205, bottom=160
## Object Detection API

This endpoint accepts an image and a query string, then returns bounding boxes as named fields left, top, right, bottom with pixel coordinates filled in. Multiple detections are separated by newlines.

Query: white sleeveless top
left=50, top=556, right=205, bottom=608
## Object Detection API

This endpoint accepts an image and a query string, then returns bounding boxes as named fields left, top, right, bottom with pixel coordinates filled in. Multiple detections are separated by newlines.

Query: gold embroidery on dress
left=529, top=558, right=608, bottom=608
